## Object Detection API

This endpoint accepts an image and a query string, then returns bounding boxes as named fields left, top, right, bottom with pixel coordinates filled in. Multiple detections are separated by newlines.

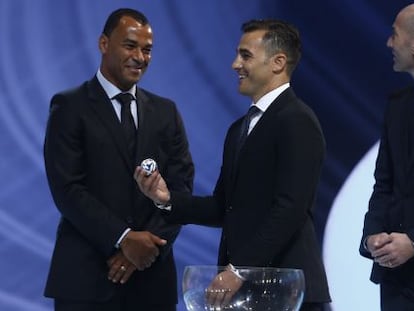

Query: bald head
left=397, top=4, right=414, bottom=37
left=387, top=4, right=414, bottom=76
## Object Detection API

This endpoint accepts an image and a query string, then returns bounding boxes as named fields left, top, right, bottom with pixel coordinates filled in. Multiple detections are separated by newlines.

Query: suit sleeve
left=44, top=94, right=127, bottom=257
left=146, top=102, right=194, bottom=256
left=360, top=104, right=393, bottom=258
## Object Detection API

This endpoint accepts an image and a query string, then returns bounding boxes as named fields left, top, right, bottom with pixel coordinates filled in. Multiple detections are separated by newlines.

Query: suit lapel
left=134, top=88, right=154, bottom=163
left=86, top=77, right=134, bottom=171
left=230, top=88, right=294, bottom=190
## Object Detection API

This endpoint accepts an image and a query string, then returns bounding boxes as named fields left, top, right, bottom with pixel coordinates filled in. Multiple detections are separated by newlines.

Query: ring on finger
left=120, top=265, right=127, bottom=271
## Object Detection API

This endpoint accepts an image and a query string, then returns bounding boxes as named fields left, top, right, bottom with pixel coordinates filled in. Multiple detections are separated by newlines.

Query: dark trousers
left=381, top=282, right=414, bottom=311
left=300, top=302, right=324, bottom=311
left=55, top=299, right=176, bottom=311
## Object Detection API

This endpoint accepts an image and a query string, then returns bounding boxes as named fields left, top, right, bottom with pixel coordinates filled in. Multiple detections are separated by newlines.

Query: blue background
left=1, top=1, right=413, bottom=310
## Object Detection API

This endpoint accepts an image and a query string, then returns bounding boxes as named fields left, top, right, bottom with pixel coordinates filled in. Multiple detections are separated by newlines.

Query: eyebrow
left=238, top=48, right=252, bottom=55
left=123, top=38, right=153, bottom=48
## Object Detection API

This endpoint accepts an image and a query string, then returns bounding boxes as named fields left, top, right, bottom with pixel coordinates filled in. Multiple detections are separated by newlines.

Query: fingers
left=375, top=256, right=397, bottom=268
left=107, top=256, right=136, bottom=284
left=205, top=272, right=238, bottom=309
left=151, top=234, right=167, bottom=247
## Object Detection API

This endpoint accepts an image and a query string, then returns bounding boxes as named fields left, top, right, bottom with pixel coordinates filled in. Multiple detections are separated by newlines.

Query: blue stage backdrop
left=1, top=1, right=413, bottom=310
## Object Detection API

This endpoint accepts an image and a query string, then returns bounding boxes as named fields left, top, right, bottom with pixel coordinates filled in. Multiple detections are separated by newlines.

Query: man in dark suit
left=360, top=4, right=414, bottom=311
left=43, top=8, right=194, bottom=311
left=135, top=19, right=330, bottom=311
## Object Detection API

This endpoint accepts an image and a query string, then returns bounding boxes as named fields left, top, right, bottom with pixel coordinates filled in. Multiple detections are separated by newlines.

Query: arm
left=360, top=105, right=393, bottom=259
left=44, top=94, right=127, bottom=257
left=140, top=103, right=194, bottom=256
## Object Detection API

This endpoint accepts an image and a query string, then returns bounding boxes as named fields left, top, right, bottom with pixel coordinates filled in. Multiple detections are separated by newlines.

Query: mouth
left=237, top=72, right=248, bottom=81
left=126, top=63, right=145, bottom=75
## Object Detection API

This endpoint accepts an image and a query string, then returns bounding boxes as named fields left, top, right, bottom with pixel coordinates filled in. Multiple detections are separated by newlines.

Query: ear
left=98, top=34, right=108, bottom=54
left=271, top=53, right=287, bottom=73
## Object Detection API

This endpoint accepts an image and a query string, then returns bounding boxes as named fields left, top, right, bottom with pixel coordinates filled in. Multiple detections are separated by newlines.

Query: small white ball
left=141, top=158, right=158, bottom=176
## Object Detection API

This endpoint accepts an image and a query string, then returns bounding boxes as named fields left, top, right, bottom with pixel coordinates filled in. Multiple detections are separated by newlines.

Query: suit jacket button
left=126, top=216, right=133, bottom=224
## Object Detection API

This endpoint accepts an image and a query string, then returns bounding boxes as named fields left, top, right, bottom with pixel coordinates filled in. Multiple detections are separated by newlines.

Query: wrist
left=226, top=263, right=246, bottom=281
left=154, top=201, right=172, bottom=211
left=115, top=228, right=131, bottom=249
left=154, top=192, right=171, bottom=210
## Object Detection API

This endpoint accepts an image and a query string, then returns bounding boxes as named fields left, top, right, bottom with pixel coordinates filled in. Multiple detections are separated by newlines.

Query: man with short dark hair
left=136, top=19, right=331, bottom=311
left=44, top=8, right=194, bottom=311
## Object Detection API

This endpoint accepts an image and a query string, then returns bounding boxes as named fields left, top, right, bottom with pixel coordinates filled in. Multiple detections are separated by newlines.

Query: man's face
left=99, top=16, right=153, bottom=91
left=387, top=12, right=414, bottom=73
left=232, top=30, right=275, bottom=103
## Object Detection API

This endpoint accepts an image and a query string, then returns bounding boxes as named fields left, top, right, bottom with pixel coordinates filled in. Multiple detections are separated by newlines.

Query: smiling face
left=232, top=30, right=287, bottom=103
left=99, top=15, right=153, bottom=91
left=387, top=6, right=414, bottom=76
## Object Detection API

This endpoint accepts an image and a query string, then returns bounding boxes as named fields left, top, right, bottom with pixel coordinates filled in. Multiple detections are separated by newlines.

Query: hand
left=134, top=166, right=170, bottom=205
left=120, top=231, right=167, bottom=271
left=371, top=232, right=414, bottom=268
left=107, top=251, right=136, bottom=284
left=366, top=232, right=392, bottom=253
left=205, top=269, right=244, bottom=309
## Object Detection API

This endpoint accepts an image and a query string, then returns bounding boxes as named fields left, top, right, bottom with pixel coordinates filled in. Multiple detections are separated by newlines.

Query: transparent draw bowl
left=182, top=265, right=305, bottom=311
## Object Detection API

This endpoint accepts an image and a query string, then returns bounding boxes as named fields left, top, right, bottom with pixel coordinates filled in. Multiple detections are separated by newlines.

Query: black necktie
left=115, top=93, right=136, bottom=157
left=239, top=105, right=260, bottom=147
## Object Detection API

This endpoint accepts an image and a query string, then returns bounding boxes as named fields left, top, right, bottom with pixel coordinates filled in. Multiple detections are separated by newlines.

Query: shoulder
left=276, top=88, right=321, bottom=125
left=51, top=81, right=89, bottom=106
left=389, top=85, right=414, bottom=101
left=138, top=88, right=175, bottom=107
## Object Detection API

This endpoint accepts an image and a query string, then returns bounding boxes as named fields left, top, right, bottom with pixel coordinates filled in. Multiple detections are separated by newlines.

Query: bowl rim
left=183, top=265, right=304, bottom=273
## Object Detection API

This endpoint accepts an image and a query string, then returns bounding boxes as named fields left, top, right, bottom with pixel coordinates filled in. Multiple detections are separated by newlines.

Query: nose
left=232, top=56, right=241, bottom=71
left=386, top=36, right=393, bottom=48
left=132, top=48, right=145, bottom=63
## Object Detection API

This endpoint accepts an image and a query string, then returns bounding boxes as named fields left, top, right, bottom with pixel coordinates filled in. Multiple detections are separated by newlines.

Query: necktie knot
left=115, top=93, right=134, bottom=107
left=247, top=105, right=260, bottom=117
left=244, top=105, right=260, bottom=136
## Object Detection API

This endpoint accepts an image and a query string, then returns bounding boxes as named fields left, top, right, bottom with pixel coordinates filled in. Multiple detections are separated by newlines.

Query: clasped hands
left=366, top=232, right=414, bottom=268
left=107, top=230, right=166, bottom=284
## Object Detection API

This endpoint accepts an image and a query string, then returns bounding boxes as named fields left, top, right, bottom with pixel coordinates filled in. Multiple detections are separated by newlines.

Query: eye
left=124, top=43, right=136, bottom=50
left=240, top=52, right=251, bottom=60
left=142, top=48, right=152, bottom=55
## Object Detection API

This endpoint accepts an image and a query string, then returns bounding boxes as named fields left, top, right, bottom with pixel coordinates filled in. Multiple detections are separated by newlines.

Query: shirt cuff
left=115, top=228, right=131, bottom=249
left=154, top=201, right=172, bottom=211
left=227, top=263, right=246, bottom=281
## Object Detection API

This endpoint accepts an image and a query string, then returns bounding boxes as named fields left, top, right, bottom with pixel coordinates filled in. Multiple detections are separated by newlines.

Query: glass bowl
left=182, top=265, right=305, bottom=311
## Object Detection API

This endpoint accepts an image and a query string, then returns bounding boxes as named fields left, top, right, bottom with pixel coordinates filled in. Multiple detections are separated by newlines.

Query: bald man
left=360, top=4, right=414, bottom=311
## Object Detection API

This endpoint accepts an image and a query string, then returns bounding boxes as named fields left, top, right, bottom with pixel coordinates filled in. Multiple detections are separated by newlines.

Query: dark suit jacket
left=43, top=76, right=194, bottom=304
left=166, top=87, right=331, bottom=303
left=360, top=86, right=414, bottom=298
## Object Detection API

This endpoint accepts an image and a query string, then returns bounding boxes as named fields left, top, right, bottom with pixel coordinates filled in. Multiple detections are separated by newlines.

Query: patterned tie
left=115, top=93, right=136, bottom=157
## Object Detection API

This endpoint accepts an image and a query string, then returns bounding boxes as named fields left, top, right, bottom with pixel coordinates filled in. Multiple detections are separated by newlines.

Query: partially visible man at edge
left=43, top=8, right=194, bottom=311
left=135, top=19, right=331, bottom=311
left=360, top=4, right=414, bottom=311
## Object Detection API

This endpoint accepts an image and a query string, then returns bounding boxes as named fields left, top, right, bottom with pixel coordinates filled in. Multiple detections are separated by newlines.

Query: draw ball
left=141, top=158, right=157, bottom=176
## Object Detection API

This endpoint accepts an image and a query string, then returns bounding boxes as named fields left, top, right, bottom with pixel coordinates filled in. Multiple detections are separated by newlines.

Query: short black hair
left=242, top=19, right=301, bottom=75
left=102, top=8, right=149, bottom=37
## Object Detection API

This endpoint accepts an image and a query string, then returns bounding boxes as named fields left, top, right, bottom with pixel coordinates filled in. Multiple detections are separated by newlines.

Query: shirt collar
left=96, top=69, right=136, bottom=100
left=254, top=83, right=290, bottom=112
